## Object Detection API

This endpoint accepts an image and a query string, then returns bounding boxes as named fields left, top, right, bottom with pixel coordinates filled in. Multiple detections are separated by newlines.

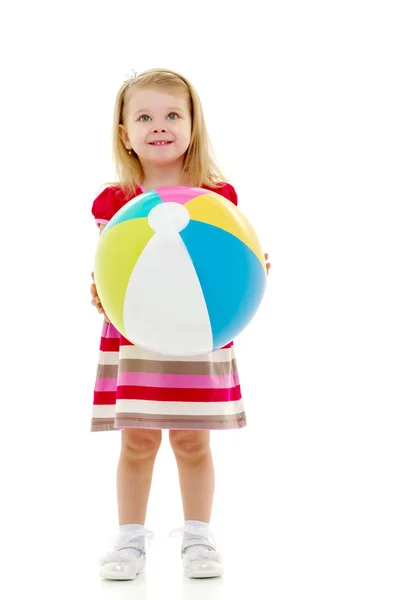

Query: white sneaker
left=99, top=527, right=154, bottom=580
left=169, top=524, right=224, bottom=578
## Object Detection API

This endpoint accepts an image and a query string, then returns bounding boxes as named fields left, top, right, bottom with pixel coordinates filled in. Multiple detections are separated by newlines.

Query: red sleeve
left=215, top=182, right=239, bottom=206
left=224, top=183, right=238, bottom=206
left=91, top=186, right=123, bottom=227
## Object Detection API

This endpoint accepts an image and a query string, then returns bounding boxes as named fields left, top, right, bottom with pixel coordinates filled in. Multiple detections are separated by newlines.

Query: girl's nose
left=151, top=127, right=167, bottom=133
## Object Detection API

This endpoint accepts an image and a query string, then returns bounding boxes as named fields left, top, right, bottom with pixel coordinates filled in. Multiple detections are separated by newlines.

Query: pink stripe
left=117, top=371, right=239, bottom=389
left=96, top=218, right=109, bottom=225
left=101, top=321, right=121, bottom=338
left=155, top=186, right=209, bottom=205
left=95, top=377, right=117, bottom=392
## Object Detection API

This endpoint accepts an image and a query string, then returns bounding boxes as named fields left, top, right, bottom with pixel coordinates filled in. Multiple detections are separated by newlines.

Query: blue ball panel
left=104, top=190, right=162, bottom=233
left=179, top=221, right=266, bottom=348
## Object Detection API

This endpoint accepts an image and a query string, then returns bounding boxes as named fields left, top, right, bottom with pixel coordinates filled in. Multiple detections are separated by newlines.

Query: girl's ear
left=119, top=124, right=129, bottom=146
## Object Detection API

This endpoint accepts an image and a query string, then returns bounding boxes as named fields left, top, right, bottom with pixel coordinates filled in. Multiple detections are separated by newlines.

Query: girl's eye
left=138, top=112, right=179, bottom=122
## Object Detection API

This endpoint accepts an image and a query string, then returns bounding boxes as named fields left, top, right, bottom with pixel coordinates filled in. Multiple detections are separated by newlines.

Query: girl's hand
left=264, top=253, right=271, bottom=276
left=91, top=272, right=110, bottom=323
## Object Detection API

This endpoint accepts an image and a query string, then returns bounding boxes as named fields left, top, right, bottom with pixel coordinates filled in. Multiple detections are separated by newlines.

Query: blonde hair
left=103, top=68, right=227, bottom=198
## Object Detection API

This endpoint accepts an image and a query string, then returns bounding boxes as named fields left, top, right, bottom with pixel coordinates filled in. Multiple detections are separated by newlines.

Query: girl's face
left=120, top=87, right=192, bottom=167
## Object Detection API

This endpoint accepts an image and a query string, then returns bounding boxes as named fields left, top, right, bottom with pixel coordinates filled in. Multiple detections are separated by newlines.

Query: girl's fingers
left=90, top=279, right=105, bottom=314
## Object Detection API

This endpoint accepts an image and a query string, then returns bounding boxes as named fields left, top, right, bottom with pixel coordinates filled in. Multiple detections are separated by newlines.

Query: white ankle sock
left=183, top=520, right=212, bottom=556
left=118, top=524, right=146, bottom=559
left=184, top=520, right=210, bottom=532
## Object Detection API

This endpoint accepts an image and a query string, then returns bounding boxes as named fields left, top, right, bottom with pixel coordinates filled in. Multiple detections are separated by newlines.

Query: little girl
left=90, top=68, right=271, bottom=581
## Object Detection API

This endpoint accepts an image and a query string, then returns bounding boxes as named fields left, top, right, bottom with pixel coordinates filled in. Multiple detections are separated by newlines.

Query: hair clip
left=124, top=69, right=138, bottom=83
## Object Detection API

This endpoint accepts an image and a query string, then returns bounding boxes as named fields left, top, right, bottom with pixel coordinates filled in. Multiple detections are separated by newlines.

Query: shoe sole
left=99, top=558, right=145, bottom=580
left=186, top=572, right=224, bottom=578
left=185, top=566, right=224, bottom=578
left=100, top=567, right=145, bottom=581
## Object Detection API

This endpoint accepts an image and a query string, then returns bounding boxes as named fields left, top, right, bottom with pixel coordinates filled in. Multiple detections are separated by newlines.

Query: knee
left=169, top=430, right=210, bottom=459
left=121, top=429, right=162, bottom=460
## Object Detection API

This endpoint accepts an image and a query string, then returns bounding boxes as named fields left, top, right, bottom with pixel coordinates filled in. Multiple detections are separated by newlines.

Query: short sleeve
left=223, top=183, right=238, bottom=206
left=91, top=186, right=121, bottom=227
left=214, top=182, right=238, bottom=206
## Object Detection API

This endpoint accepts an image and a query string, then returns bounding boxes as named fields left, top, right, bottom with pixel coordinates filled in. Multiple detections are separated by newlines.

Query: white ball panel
left=148, top=202, right=190, bottom=234
left=123, top=231, right=213, bottom=356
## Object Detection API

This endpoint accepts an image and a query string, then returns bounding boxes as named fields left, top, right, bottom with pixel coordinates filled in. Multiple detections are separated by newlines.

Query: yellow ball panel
left=185, top=193, right=265, bottom=269
left=94, top=218, right=155, bottom=336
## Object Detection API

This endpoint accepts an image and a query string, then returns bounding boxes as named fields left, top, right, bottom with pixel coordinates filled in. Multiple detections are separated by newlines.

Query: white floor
left=9, top=420, right=398, bottom=600
left=15, top=513, right=399, bottom=600
left=83, top=534, right=237, bottom=600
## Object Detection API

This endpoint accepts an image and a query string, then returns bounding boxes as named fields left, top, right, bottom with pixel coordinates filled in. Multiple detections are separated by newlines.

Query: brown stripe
left=90, top=420, right=119, bottom=432
left=118, top=358, right=237, bottom=376
left=90, top=413, right=247, bottom=432
left=96, top=364, right=118, bottom=378
left=115, top=412, right=247, bottom=430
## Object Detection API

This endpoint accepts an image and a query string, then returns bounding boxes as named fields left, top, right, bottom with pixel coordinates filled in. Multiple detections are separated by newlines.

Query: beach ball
left=94, top=186, right=267, bottom=356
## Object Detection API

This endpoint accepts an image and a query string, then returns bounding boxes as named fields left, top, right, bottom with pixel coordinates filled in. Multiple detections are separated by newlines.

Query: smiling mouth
left=149, top=141, right=173, bottom=146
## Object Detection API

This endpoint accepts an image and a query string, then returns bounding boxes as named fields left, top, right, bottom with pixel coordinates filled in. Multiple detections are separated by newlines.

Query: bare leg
left=170, top=430, right=215, bottom=522
left=117, top=429, right=162, bottom=525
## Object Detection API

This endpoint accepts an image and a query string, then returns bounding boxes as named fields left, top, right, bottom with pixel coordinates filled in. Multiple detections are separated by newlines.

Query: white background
left=1, top=0, right=399, bottom=598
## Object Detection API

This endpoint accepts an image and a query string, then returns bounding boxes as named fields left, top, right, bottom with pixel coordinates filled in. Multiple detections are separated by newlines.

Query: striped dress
left=90, top=182, right=247, bottom=432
